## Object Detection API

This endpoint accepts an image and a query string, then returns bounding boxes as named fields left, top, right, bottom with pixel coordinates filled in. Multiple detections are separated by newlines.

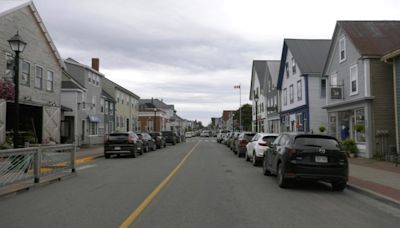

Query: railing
left=0, top=144, right=76, bottom=188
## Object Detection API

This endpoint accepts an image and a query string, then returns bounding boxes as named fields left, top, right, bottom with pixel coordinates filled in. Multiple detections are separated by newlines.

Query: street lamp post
left=8, top=32, right=27, bottom=148
left=153, top=108, right=157, bottom=132
left=254, top=93, right=259, bottom=133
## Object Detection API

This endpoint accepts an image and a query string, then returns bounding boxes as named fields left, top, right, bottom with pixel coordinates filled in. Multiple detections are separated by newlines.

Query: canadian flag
left=234, top=85, right=240, bottom=89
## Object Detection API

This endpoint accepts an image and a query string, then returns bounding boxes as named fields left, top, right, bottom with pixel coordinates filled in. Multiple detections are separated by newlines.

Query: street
left=0, top=138, right=399, bottom=228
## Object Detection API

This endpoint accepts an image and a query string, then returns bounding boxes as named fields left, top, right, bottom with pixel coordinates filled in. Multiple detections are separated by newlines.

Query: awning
left=88, top=115, right=99, bottom=122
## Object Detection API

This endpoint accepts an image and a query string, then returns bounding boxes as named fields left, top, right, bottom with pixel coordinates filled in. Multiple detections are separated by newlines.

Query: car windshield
left=294, top=136, right=340, bottom=150
left=243, top=133, right=255, bottom=140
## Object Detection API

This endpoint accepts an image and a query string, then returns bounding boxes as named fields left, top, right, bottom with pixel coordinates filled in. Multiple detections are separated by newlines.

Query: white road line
left=76, top=164, right=97, bottom=171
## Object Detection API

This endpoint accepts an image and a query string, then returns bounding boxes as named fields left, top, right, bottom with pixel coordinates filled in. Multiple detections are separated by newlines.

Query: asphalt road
left=0, top=138, right=399, bottom=228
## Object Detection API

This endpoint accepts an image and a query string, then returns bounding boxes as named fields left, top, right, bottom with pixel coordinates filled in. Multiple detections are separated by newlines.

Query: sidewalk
left=76, top=145, right=104, bottom=159
left=348, top=157, right=400, bottom=208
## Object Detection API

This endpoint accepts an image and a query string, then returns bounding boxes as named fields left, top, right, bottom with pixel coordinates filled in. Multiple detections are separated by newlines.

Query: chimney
left=92, top=58, right=100, bottom=71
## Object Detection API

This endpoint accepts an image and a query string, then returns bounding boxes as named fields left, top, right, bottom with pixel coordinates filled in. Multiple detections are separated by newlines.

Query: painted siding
left=325, top=28, right=365, bottom=105
left=308, top=76, right=328, bottom=132
left=395, top=58, right=400, bottom=150
left=281, top=49, right=306, bottom=112
left=370, top=59, right=396, bottom=150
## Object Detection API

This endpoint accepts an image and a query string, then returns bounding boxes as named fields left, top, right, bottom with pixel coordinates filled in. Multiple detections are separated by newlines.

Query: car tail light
left=287, top=148, right=303, bottom=155
left=128, top=135, right=133, bottom=143
left=240, top=139, right=248, bottom=145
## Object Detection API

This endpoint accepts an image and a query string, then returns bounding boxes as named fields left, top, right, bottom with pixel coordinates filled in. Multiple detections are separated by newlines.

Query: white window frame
left=350, top=64, right=358, bottom=96
left=21, top=60, right=30, bottom=86
left=46, top=70, right=54, bottom=91
left=283, top=88, right=287, bottom=106
left=35, top=65, right=43, bottom=89
left=339, top=37, right=346, bottom=63
left=88, top=72, right=92, bottom=84
left=289, top=84, right=294, bottom=104
left=297, top=80, right=302, bottom=101
left=330, top=73, right=338, bottom=86
left=82, top=93, right=86, bottom=110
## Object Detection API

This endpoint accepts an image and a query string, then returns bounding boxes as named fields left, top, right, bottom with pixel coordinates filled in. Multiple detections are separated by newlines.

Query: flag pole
left=239, top=84, right=242, bottom=131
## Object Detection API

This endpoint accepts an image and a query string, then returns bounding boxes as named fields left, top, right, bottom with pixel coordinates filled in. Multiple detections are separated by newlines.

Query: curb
left=347, top=183, right=400, bottom=210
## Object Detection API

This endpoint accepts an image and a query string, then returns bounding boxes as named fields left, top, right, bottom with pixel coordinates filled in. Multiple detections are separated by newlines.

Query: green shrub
left=319, top=126, right=326, bottom=133
left=342, top=138, right=358, bottom=157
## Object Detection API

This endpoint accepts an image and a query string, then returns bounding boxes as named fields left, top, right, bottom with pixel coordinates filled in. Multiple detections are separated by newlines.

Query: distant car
left=136, top=132, right=157, bottom=152
left=217, top=130, right=230, bottom=143
left=104, top=132, right=143, bottom=158
left=234, top=132, right=256, bottom=157
left=263, top=133, right=348, bottom=191
left=185, top=132, right=193, bottom=138
left=200, top=130, right=211, bottom=137
left=149, top=132, right=167, bottom=149
left=162, top=131, right=177, bottom=145
left=246, top=133, right=279, bottom=166
left=230, top=132, right=241, bottom=151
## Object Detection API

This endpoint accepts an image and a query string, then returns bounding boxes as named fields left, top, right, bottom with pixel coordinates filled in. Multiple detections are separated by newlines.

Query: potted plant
left=342, top=138, right=358, bottom=158
left=319, top=126, right=326, bottom=133
left=353, top=124, right=365, bottom=133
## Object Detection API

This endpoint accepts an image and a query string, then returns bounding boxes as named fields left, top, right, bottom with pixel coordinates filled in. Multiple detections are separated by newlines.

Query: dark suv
left=104, top=132, right=143, bottom=158
left=149, top=132, right=167, bottom=149
left=136, top=132, right=157, bottom=152
left=263, top=133, right=348, bottom=191
left=162, top=131, right=177, bottom=145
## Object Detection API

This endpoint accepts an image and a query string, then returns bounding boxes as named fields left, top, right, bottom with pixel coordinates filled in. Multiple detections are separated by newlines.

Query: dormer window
left=339, top=37, right=346, bottom=62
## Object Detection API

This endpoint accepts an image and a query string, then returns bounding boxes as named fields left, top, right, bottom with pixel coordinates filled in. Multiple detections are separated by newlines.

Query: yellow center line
left=119, top=141, right=201, bottom=228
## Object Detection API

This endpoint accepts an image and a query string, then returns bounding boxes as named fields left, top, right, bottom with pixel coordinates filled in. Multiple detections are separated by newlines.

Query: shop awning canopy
left=88, top=115, right=99, bottom=122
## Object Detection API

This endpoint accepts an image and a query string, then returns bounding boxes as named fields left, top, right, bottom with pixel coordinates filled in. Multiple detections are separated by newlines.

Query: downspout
left=305, top=75, right=310, bottom=132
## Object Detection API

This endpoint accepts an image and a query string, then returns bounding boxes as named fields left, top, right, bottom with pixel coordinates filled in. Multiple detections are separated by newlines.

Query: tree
left=234, top=104, right=252, bottom=131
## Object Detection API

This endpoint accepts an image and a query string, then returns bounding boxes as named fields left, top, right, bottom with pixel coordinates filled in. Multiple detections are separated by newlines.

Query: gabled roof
left=65, top=58, right=105, bottom=77
left=62, top=69, right=86, bottom=91
left=102, top=77, right=140, bottom=100
left=102, top=90, right=115, bottom=102
left=139, top=99, right=174, bottom=110
left=277, top=39, right=331, bottom=89
left=0, top=1, right=66, bottom=69
left=266, top=60, right=280, bottom=87
left=338, top=21, right=400, bottom=57
left=249, top=60, right=267, bottom=99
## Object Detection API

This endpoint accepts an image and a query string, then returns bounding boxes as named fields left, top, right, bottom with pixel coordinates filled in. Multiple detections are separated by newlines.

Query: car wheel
left=331, top=181, right=347, bottom=191
left=237, top=150, right=241, bottom=158
left=131, top=148, right=137, bottom=158
left=104, top=154, right=111, bottom=159
left=245, top=152, right=250, bottom=162
left=252, top=153, right=259, bottom=166
left=277, top=162, right=289, bottom=188
left=262, top=157, right=272, bottom=176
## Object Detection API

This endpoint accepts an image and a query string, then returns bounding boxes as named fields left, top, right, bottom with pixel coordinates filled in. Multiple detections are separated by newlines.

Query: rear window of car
left=243, top=133, right=255, bottom=140
left=262, top=136, right=277, bottom=144
left=108, top=133, right=129, bottom=140
left=162, top=131, right=173, bottom=136
left=294, top=136, right=340, bottom=150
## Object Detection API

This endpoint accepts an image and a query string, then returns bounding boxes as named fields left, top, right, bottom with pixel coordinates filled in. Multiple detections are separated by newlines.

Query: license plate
left=315, top=156, right=328, bottom=163
left=114, top=147, right=121, bottom=150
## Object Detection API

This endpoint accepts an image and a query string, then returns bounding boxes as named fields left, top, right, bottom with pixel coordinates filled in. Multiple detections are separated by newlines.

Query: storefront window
left=354, top=108, right=366, bottom=143
left=329, top=114, right=337, bottom=139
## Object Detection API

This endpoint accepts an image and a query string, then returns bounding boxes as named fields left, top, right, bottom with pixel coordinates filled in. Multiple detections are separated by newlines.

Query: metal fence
left=0, top=144, right=76, bottom=188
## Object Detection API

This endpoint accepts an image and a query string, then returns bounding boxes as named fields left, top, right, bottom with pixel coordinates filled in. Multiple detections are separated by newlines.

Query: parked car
left=263, top=133, right=348, bottom=191
left=185, top=132, right=193, bottom=138
left=136, top=132, right=157, bottom=152
left=162, top=131, right=177, bottom=145
left=149, top=132, right=167, bottom=149
left=234, top=132, right=256, bottom=157
left=246, top=133, right=279, bottom=166
left=224, top=132, right=234, bottom=146
left=200, top=130, right=211, bottom=137
left=230, top=132, right=241, bottom=151
left=217, top=130, right=229, bottom=143
left=104, top=132, right=143, bottom=158
left=222, top=132, right=232, bottom=145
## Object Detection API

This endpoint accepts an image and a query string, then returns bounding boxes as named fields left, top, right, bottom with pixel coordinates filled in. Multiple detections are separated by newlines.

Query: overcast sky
left=34, top=0, right=400, bottom=125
